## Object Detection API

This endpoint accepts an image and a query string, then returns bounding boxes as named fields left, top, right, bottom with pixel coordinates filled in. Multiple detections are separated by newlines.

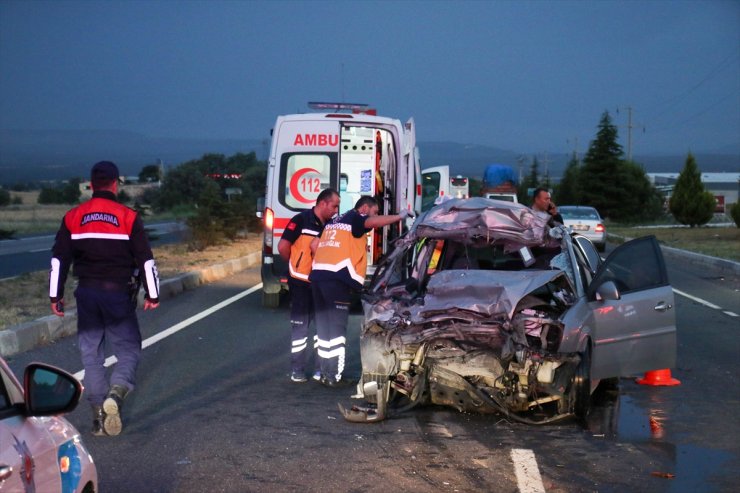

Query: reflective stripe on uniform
left=71, top=232, right=130, bottom=240
left=288, top=262, right=310, bottom=281
left=312, top=258, right=365, bottom=285
left=49, top=258, right=61, bottom=298
left=292, top=337, right=308, bottom=353
left=144, top=259, right=160, bottom=298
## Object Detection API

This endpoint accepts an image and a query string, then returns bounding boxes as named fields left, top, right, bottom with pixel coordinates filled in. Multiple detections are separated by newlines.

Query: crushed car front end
left=345, top=198, right=591, bottom=424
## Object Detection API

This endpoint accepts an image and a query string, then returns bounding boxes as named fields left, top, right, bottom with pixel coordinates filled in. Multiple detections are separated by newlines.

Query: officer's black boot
left=91, top=405, right=107, bottom=436
left=103, top=384, right=129, bottom=436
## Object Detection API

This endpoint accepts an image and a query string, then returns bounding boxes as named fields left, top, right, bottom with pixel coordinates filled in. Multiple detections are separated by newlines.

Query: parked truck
left=481, top=163, right=518, bottom=203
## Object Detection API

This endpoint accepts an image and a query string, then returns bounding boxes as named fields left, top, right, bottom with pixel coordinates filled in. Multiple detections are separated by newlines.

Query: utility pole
left=567, top=137, right=579, bottom=161
left=541, top=152, right=550, bottom=186
left=617, top=106, right=643, bottom=161
left=626, top=106, right=633, bottom=161
left=516, top=155, right=526, bottom=185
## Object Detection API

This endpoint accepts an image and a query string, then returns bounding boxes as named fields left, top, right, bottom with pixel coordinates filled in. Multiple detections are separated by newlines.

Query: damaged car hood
left=365, top=269, right=568, bottom=325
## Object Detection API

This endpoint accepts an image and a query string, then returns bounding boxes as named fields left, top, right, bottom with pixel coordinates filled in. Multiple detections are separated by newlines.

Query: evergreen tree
left=619, top=160, right=664, bottom=221
left=528, top=157, right=540, bottom=188
left=579, top=111, right=624, bottom=219
left=729, top=201, right=740, bottom=227
left=669, top=153, right=715, bottom=227
left=518, top=157, right=539, bottom=203
left=554, top=153, right=581, bottom=204
left=577, top=111, right=661, bottom=221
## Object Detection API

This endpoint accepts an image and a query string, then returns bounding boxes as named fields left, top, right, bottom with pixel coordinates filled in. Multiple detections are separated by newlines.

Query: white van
left=259, top=103, right=423, bottom=307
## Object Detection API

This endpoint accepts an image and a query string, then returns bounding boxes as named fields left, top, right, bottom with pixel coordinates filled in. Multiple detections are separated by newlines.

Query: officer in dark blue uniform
left=50, top=161, right=160, bottom=436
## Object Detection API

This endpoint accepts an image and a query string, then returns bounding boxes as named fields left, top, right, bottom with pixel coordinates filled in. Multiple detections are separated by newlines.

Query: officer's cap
left=91, top=161, right=120, bottom=182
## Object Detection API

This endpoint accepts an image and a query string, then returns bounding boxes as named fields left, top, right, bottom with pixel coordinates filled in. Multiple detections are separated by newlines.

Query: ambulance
left=259, top=103, right=424, bottom=307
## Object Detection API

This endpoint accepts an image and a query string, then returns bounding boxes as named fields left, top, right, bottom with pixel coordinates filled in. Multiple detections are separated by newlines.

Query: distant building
left=648, top=172, right=740, bottom=213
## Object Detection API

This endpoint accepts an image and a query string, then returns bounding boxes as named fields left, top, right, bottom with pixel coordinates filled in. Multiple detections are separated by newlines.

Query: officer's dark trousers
left=288, top=277, right=317, bottom=375
left=75, top=285, right=142, bottom=406
left=311, top=278, right=351, bottom=381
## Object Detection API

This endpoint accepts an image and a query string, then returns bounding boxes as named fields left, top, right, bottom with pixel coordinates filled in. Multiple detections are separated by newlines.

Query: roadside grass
left=0, top=237, right=261, bottom=330
left=0, top=193, right=194, bottom=237
left=0, top=195, right=68, bottom=235
left=608, top=225, right=739, bottom=261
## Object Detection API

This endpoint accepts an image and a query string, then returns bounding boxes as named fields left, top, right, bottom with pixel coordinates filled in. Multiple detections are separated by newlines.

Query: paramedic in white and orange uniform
left=309, top=196, right=412, bottom=387
left=278, top=188, right=340, bottom=383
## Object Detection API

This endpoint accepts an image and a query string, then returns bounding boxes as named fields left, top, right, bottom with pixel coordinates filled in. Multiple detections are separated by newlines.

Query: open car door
left=587, top=236, right=677, bottom=380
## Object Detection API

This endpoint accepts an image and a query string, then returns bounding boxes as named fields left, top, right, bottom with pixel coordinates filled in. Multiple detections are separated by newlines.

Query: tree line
left=505, top=111, right=734, bottom=227
left=148, top=152, right=266, bottom=249
left=0, top=151, right=267, bottom=249
left=1, top=112, right=737, bottom=236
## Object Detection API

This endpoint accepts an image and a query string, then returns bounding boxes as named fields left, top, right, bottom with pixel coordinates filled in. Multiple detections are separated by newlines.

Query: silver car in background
left=342, top=198, right=676, bottom=424
left=559, top=205, right=606, bottom=252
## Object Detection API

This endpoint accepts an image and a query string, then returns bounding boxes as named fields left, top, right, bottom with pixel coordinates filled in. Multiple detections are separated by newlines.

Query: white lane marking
left=73, top=283, right=263, bottom=381
left=511, top=448, right=545, bottom=493
left=723, top=311, right=738, bottom=318
left=673, top=288, right=722, bottom=309
left=30, top=248, right=50, bottom=253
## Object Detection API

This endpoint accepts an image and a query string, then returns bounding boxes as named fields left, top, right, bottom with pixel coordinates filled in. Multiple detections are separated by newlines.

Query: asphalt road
left=5, top=246, right=739, bottom=492
left=0, top=222, right=188, bottom=279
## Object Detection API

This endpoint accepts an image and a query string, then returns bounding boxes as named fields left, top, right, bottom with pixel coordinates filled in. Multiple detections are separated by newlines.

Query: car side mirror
left=594, top=280, right=620, bottom=301
left=24, top=363, right=82, bottom=417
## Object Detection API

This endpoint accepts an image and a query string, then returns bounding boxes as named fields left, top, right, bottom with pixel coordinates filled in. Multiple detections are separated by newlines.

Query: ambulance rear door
left=402, top=117, right=422, bottom=217
left=338, top=122, right=400, bottom=269
left=421, top=165, right=450, bottom=211
left=269, top=118, right=341, bottom=249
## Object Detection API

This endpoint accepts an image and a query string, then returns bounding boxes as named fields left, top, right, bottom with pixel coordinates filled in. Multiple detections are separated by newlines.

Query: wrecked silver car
left=342, top=197, right=676, bottom=424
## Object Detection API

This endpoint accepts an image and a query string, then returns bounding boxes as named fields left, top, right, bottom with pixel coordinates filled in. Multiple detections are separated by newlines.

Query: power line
left=648, top=48, right=739, bottom=121
left=647, top=90, right=739, bottom=134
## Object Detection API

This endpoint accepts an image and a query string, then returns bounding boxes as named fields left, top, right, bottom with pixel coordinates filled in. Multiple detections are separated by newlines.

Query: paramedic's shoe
left=103, top=385, right=129, bottom=436
left=91, top=405, right=107, bottom=437
left=290, top=371, right=308, bottom=383
left=312, top=370, right=322, bottom=382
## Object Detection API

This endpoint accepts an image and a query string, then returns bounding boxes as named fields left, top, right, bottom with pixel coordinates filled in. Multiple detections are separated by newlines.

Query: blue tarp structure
left=483, top=164, right=517, bottom=187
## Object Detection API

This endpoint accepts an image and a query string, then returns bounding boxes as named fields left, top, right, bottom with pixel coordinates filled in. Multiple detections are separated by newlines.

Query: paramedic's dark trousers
left=288, top=277, right=317, bottom=375
left=311, top=278, right=351, bottom=381
left=75, top=284, right=142, bottom=406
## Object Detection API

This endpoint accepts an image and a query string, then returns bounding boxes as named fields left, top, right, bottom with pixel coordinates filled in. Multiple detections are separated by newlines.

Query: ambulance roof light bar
left=308, top=102, right=370, bottom=112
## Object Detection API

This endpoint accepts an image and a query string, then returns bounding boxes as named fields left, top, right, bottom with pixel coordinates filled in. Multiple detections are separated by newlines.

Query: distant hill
left=0, top=129, right=268, bottom=184
left=0, top=129, right=737, bottom=186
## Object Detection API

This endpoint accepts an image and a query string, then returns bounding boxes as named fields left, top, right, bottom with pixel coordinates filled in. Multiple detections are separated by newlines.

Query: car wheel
left=596, top=242, right=606, bottom=253
left=572, top=346, right=592, bottom=419
left=262, top=290, right=280, bottom=308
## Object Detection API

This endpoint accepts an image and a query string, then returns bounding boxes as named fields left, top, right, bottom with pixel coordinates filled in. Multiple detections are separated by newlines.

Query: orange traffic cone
left=636, top=369, right=680, bottom=386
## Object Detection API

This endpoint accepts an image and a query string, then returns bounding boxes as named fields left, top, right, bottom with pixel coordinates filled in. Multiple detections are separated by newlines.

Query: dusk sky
left=1, top=0, right=738, bottom=157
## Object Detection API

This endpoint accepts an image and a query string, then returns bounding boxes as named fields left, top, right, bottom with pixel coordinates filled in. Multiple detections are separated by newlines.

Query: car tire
left=572, top=346, right=592, bottom=419
left=262, top=290, right=280, bottom=308
left=596, top=243, right=606, bottom=253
